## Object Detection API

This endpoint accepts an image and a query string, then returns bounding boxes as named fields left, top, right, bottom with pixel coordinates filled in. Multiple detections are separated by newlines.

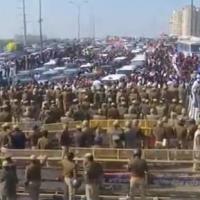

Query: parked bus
left=177, top=37, right=200, bottom=56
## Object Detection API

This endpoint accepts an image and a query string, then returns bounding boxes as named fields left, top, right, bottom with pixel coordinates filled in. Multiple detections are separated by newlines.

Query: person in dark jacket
left=4, top=155, right=17, bottom=180
left=60, top=124, right=71, bottom=158
left=0, top=160, right=18, bottom=200
left=81, top=121, right=94, bottom=147
left=124, top=121, right=138, bottom=149
left=84, top=153, right=103, bottom=200
left=25, top=155, right=47, bottom=200
left=73, top=125, right=84, bottom=147
left=10, top=125, right=26, bottom=149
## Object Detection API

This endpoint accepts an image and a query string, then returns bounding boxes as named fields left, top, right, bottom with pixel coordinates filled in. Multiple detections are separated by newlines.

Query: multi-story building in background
left=170, top=5, right=200, bottom=37
left=195, top=8, right=200, bottom=37
left=170, top=10, right=183, bottom=36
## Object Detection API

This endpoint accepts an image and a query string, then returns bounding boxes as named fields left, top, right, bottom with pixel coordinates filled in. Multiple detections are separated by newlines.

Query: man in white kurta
left=190, top=77, right=200, bottom=121
left=193, top=125, right=200, bottom=171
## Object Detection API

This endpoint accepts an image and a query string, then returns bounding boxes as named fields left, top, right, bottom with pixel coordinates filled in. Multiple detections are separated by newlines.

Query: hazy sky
left=0, top=0, right=198, bottom=39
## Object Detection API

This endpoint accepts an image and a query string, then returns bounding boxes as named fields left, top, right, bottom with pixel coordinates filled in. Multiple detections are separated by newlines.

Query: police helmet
left=72, top=178, right=82, bottom=189
left=133, top=149, right=142, bottom=158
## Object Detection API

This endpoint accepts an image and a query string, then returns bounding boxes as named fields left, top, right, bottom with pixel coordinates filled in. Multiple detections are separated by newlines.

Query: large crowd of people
left=0, top=37, right=200, bottom=200
left=0, top=39, right=198, bottom=150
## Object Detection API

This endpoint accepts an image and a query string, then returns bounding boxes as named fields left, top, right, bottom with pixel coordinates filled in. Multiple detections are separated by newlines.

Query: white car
left=101, top=74, right=127, bottom=82
left=37, top=70, right=59, bottom=84
left=116, top=65, right=137, bottom=75
left=44, top=59, right=57, bottom=67
left=53, top=66, right=68, bottom=73
left=113, top=56, right=127, bottom=62
left=131, top=54, right=146, bottom=66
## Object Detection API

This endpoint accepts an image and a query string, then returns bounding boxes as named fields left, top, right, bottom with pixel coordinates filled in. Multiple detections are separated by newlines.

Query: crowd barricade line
left=0, top=156, right=198, bottom=164
left=17, top=193, right=185, bottom=199
left=0, top=148, right=62, bottom=158
left=0, top=148, right=199, bottom=164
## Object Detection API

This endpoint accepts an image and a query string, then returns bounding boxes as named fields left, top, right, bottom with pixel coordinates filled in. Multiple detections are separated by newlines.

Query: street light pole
left=90, top=2, right=95, bottom=42
left=92, top=11, right=95, bottom=42
left=39, top=0, right=43, bottom=54
left=69, top=1, right=88, bottom=41
left=191, top=0, right=194, bottom=36
left=22, top=0, right=27, bottom=47
left=78, top=4, right=81, bottom=40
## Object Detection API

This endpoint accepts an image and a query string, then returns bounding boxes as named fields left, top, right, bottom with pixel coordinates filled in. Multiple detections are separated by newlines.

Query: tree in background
left=5, top=41, right=17, bottom=52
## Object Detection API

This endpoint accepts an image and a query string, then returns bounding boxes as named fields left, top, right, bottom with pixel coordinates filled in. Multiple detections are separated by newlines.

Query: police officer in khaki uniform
left=129, top=88, right=140, bottom=103
left=109, top=120, right=124, bottom=148
left=0, top=105, right=12, bottom=122
left=146, top=108, right=159, bottom=121
left=161, top=85, right=169, bottom=103
left=162, top=117, right=176, bottom=148
left=29, top=100, right=38, bottom=120
left=140, top=99, right=150, bottom=119
left=149, top=87, right=159, bottom=101
left=107, top=103, right=120, bottom=119
left=168, top=112, right=178, bottom=127
left=178, top=108, right=189, bottom=122
left=118, top=101, right=128, bottom=118
left=101, top=103, right=107, bottom=117
left=11, top=99, right=22, bottom=123
left=93, top=109, right=106, bottom=120
left=156, top=100, right=167, bottom=117
left=174, top=100, right=183, bottom=115
left=153, top=120, right=167, bottom=148
left=37, top=130, right=49, bottom=149
left=63, top=87, right=74, bottom=113
left=139, top=87, right=149, bottom=100
left=128, top=100, right=140, bottom=119
left=169, top=84, right=179, bottom=101
left=128, top=149, right=148, bottom=200
left=61, top=152, right=77, bottom=200
left=168, top=98, right=177, bottom=116
left=174, top=119, right=187, bottom=149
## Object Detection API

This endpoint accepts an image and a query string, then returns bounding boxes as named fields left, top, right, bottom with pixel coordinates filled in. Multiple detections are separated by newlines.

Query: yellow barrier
left=0, top=119, right=155, bottom=134
left=89, top=119, right=155, bottom=129
left=89, top=120, right=154, bottom=135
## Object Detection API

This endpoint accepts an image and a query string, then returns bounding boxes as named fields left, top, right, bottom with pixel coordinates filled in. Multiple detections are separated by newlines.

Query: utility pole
left=90, top=1, right=95, bottom=43
left=69, top=0, right=88, bottom=41
left=22, top=0, right=27, bottom=46
left=39, top=0, right=43, bottom=54
left=191, top=0, right=194, bottom=36
left=78, top=4, right=81, bottom=41
left=91, top=11, right=95, bottom=42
